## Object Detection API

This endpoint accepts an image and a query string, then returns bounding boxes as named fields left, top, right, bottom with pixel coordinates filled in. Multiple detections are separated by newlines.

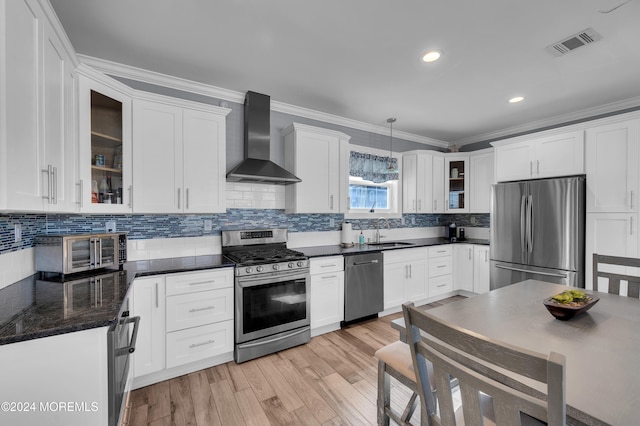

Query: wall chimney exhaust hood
left=226, top=91, right=301, bottom=185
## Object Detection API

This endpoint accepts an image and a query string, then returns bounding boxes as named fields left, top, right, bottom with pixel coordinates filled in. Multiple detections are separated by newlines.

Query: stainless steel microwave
left=35, top=233, right=127, bottom=274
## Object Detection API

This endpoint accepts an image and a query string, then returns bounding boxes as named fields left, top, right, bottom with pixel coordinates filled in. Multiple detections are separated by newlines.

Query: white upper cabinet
left=403, top=151, right=446, bottom=214
left=132, top=94, right=229, bottom=214
left=284, top=123, right=350, bottom=214
left=78, top=69, right=133, bottom=213
left=444, top=155, right=470, bottom=213
left=585, top=118, right=640, bottom=213
left=1, top=0, right=77, bottom=212
left=493, top=130, right=584, bottom=182
left=432, top=155, right=445, bottom=213
left=469, top=150, right=494, bottom=213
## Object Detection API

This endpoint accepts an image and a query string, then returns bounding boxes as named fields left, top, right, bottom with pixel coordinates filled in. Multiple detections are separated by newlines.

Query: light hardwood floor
left=126, top=296, right=465, bottom=426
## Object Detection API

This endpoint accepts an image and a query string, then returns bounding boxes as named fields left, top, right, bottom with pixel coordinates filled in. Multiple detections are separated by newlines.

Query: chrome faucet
left=375, top=217, right=390, bottom=243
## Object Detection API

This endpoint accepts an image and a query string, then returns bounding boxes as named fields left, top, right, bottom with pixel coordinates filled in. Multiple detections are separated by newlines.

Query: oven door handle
left=116, top=316, right=141, bottom=356
left=237, top=270, right=309, bottom=286
left=236, top=327, right=309, bottom=349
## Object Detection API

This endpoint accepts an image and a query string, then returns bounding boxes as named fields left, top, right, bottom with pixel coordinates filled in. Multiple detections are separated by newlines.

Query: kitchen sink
left=366, top=241, right=415, bottom=248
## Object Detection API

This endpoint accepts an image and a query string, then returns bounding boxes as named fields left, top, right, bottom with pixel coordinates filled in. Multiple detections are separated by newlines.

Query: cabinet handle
left=42, top=165, right=52, bottom=203
left=530, top=161, right=533, bottom=176
left=186, top=188, right=190, bottom=209
left=433, top=200, right=437, bottom=211
left=437, top=284, right=447, bottom=288
left=418, top=200, right=421, bottom=211
left=155, top=282, right=159, bottom=308
left=128, top=186, right=133, bottom=208
left=537, top=160, right=540, bottom=175
left=321, top=275, right=337, bottom=279
left=189, top=306, right=215, bottom=313
left=52, top=166, right=58, bottom=204
left=437, top=265, right=447, bottom=268
left=631, top=191, right=634, bottom=210
left=320, top=264, right=337, bottom=268
left=413, top=200, right=416, bottom=211
left=189, top=280, right=214, bottom=286
left=77, top=180, right=84, bottom=207
left=409, top=264, right=412, bottom=278
left=178, top=188, right=181, bottom=209
left=189, top=340, right=215, bottom=349
left=405, top=265, right=408, bottom=279
left=468, top=247, right=472, bottom=260
left=485, top=250, right=488, bottom=262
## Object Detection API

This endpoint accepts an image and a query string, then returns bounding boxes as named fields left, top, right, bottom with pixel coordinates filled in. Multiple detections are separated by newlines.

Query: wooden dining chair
left=402, top=302, right=567, bottom=426
left=593, top=253, right=640, bottom=298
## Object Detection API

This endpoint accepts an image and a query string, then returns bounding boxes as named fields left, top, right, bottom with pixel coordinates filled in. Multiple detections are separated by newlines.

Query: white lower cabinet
left=132, top=268, right=234, bottom=387
left=132, top=275, right=166, bottom=377
left=473, top=245, right=491, bottom=294
left=453, top=244, right=474, bottom=293
left=428, top=245, right=453, bottom=297
left=453, top=244, right=491, bottom=294
left=383, top=247, right=428, bottom=310
left=310, top=256, right=344, bottom=332
left=585, top=213, right=638, bottom=289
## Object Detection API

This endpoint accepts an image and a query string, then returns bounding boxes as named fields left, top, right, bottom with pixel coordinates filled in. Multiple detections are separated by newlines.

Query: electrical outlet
left=14, top=224, right=22, bottom=243
left=411, top=217, right=416, bottom=225
left=471, top=216, right=477, bottom=225
left=204, top=219, right=212, bottom=232
left=329, top=218, right=335, bottom=227
left=401, top=217, right=405, bottom=225
left=106, top=221, right=116, bottom=232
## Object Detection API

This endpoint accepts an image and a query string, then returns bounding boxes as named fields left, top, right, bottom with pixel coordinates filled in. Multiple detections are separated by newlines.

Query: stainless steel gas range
left=222, top=228, right=310, bottom=363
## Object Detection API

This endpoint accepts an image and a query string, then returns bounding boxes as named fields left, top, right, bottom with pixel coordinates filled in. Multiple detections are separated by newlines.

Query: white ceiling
left=50, top=0, right=640, bottom=146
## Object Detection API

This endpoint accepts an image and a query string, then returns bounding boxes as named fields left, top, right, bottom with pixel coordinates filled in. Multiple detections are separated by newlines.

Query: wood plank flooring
left=126, top=297, right=465, bottom=426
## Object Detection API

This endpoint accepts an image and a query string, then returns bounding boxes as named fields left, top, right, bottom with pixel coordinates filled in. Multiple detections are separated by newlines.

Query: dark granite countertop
left=0, top=254, right=233, bottom=346
left=298, top=237, right=489, bottom=258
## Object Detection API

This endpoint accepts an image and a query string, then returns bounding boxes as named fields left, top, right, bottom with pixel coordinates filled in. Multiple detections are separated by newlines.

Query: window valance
left=349, top=151, right=398, bottom=183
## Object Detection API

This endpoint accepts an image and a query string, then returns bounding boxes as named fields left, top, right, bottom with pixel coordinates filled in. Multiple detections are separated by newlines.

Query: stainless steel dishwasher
left=343, top=252, right=384, bottom=325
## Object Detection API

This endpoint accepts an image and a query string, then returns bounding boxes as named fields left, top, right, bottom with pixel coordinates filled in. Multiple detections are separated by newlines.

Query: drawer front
left=166, top=268, right=233, bottom=296
left=383, top=247, right=428, bottom=264
left=166, top=288, right=233, bottom=332
left=166, top=321, right=233, bottom=369
left=310, top=256, right=344, bottom=275
left=428, top=245, right=452, bottom=258
left=429, top=257, right=452, bottom=277
left=429, top=275, right=453, bottom=297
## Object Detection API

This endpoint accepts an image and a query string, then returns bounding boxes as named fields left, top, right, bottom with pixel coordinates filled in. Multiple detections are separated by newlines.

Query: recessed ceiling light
left=509, top=96, right=524, bottom=103
left=422, top=50, right=442, bottom=63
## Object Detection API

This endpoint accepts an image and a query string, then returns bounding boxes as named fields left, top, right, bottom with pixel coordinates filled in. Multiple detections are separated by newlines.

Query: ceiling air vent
left=545, top=27, right=603, bottom=57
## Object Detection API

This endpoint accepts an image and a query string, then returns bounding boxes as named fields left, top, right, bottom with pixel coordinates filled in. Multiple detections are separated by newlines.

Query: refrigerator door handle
left=527, top=195, right=534, bottom=253
left=520, top=195, right=527, bottom=254
left=495, top=264, right=568, bottom=278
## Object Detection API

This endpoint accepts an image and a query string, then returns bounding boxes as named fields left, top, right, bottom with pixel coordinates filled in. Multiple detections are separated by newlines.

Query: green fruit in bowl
left=551, top=289, right=588, bottom=304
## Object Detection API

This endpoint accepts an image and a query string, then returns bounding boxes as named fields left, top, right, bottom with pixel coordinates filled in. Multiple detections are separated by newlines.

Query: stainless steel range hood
left=226, top=91, right=301, bottom=184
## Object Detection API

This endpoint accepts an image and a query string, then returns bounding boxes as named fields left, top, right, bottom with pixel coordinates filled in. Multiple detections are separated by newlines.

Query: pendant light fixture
left=385, top=117, right=398, bottom=174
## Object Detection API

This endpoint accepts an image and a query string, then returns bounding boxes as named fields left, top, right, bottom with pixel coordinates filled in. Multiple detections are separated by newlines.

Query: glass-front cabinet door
left=445, top=156, right=469, bottom=212
left=78, top=70, right=132, bottom=212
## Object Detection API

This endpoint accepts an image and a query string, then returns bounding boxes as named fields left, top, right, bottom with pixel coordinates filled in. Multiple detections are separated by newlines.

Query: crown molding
left=79, top=55, right=450, bottom=149
left=37, top=0, right=80, bottom=67
left=454, top=96, right=640, bottom=146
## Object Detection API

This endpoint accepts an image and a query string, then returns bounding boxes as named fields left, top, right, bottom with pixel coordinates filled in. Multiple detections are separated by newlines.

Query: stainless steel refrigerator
left=490, top=175, right=585, bottom=289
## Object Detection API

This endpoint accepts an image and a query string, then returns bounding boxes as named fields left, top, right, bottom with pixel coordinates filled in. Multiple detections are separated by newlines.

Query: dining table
left=391, top=280, right=640, bottom=426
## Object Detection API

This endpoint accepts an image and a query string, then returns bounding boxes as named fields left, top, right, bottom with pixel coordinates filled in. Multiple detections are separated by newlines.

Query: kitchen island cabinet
left=132, top=93, right=230, bottom=214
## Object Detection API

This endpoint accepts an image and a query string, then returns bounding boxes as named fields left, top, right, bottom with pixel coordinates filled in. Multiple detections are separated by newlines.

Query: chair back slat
left=593, top=253, right=640, bottom=298
left=403, top=303, right=566, bottom=426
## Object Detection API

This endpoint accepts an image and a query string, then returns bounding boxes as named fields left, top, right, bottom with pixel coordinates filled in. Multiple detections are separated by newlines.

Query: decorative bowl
left=543, top=291, right=600, bottom=321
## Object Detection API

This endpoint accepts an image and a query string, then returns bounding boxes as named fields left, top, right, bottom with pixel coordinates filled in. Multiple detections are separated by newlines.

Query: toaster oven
left=35, top=233, right=127, bottom=274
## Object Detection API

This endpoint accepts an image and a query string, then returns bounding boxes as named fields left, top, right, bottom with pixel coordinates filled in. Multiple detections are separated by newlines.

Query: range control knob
left=272, top=264, right=280, bottom=271
left=288, top=262, right=295, bottom=268
left=256, top=266, right=263, bottom=272
left=297, top=261, right=304, bottom=267
left=245, top=267, right=253, bottom=274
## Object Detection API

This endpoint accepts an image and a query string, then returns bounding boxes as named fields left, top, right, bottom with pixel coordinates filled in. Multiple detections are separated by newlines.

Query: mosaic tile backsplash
left=0, top=211, right=489, bottom=256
